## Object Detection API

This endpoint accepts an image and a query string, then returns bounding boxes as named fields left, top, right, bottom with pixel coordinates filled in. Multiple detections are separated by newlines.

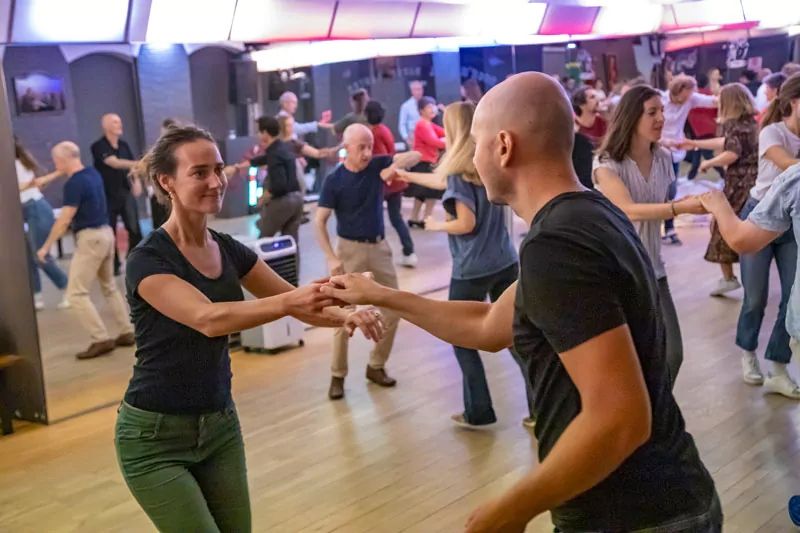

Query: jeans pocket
left=115, top=404, right=162, bottom=441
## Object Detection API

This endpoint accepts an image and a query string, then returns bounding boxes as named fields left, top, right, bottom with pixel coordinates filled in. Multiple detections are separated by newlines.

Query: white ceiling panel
left=230, top=0, right=337, bottom=42
left=331, top=1, right=418, bottom=39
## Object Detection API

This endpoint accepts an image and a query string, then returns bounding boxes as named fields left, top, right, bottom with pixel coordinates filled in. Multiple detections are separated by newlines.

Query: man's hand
left=464, top=498, right=527, bottom=533
left=36, top=246, right=49, bottom=264
left=343, top=307, right=385, bottom=341
left=424, top=216, right=445, bottom=232
left=394, top=169, right=411, bottom=182
left=674, top=195, right=707, bottom=215
left=328, top=256, right=345, bottom=276
left=698, top=190, right=730, bottom=214
left=321, top=273, right=390, bottom=306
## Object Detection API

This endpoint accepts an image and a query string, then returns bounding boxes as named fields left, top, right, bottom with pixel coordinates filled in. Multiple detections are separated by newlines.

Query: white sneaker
left=56, top=299, right=71, bottom=310
left=764, top=374, right=800, bottom=399
left=741, top=352, right=764, bottom=385
left=399, top=253, right=418, bottom=268
left=34, top=297, right=45, bottom=312
left=710, top=277, right=741, bottom=297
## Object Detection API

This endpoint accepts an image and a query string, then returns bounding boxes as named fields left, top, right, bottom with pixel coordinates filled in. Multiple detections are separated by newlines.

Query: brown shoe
left=115, top=332, right=136, bottom=347
left=366, top=366, right=396, bottom=387
left=76, top=340, right=115, bottom=360
left=328, top=377, right=345, bottom=400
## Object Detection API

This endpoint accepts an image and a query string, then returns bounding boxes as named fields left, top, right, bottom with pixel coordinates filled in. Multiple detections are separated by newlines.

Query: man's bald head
left=471, top=72, right=576, bottom=205
left=101, top=113, right=123, bottom=136
left=342, top=123, right=374, bottom=172
left=51, top=141, right=82, bottom=173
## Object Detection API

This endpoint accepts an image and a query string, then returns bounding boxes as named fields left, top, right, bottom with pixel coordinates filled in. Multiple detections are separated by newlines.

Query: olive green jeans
left=115, top=401, right=251, bottom=532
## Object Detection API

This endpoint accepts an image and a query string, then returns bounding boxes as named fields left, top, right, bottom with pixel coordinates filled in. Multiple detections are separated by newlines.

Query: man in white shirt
left=660, top=75, right=717, bottom=245
left=398, top=80, right=424, bottom=148
left=276, top=91, right=332, bottom=139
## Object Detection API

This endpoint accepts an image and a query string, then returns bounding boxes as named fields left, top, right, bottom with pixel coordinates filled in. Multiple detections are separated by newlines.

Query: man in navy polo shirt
left=37, top=141, right=134, bottom=360
left=315, top=124, right=420, bottom=400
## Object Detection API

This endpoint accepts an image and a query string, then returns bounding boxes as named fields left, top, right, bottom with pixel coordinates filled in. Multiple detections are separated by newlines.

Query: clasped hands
left=282, top=273, right=387, bottom=342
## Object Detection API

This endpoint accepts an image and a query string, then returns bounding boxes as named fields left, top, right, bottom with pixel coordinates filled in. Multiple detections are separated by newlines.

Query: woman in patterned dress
left=681, top=83, right=759, bottom=297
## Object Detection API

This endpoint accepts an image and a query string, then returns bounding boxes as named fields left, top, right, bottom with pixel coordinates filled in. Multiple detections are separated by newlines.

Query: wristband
left=670, top=201, right=677, bottom=217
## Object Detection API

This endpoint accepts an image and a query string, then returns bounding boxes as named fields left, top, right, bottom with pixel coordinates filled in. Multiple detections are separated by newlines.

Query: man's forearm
left=315, top=221, right=337, bottom=260
left=372, top=288, right=506, bottom=352
left=712, top=202, right=749, bottom=253
left=42, top=219, right=69, bottom=251
left=498, top=410, right=648, bottom=524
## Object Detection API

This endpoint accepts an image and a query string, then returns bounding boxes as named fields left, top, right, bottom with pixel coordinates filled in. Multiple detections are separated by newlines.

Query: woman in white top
left=16, top=137, right=69, bottom=311
left=733, top=73, right=800, bottom=399
left=593, top=85, right=706, bottom=388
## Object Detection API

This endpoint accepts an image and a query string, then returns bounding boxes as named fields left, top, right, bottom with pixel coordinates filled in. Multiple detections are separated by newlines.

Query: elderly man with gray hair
left=37, top=141, right=134, bottom=360
left=277, top=90, right=332, bottom=138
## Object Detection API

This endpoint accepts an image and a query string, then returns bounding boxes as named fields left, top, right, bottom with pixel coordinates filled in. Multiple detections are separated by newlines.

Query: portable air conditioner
left=232, top=234, right=304, bottom=353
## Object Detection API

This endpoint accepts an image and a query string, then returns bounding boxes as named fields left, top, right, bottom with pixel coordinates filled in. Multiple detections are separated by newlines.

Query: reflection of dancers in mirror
left=398, top=101, right=535, bottom=429
left=322, top=73, right=719, bottom=532
left=115, top=125, right=383, bottom=532
left=15, top=136, right=69, bottom=311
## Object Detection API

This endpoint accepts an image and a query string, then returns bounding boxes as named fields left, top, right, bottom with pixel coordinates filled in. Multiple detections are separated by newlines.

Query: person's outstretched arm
left=321, top=273, right=516, bottom=352
left=699, top=191, right=782, bottom=254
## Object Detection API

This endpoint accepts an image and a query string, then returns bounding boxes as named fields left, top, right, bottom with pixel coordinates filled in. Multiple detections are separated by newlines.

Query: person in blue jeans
left=15, top=137, right=69, bottom=311
left=704, top=74, right=800, bottom=398
left=701, top=162, right=800, bottom=402
left=399, top=101, right=534, bottom=429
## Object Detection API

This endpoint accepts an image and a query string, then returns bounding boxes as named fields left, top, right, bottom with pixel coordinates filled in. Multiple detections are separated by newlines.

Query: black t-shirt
left=249, top=139, right=300, bottom=198
left=124, top=228, right=258, bottom=414
left=91, top=136, right=134, bottom=207
left=513, top=191, right=714, bottom=531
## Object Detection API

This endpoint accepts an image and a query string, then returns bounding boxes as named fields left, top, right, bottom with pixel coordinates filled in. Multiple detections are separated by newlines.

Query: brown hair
left=351, top=89, right=369, bottom=115
left=668, top=74, right=697, bottom=101
left=598, top=85, right=662, bottom=162
left=14, top=136, right=41, bottom=173
left=718, top=83, right=756, bottom=123
left=134, top=125, right=216, bottom=205
left=437, top=101, right=481, bottom=186
left=761, top=73, right=800, bottom=129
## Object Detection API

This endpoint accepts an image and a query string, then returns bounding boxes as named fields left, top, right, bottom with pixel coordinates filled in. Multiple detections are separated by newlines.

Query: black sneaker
left=661, top=232, right=682, bottom=246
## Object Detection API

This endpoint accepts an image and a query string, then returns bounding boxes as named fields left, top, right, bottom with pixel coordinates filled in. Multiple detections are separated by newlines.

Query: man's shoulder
left=90, top=137, right=108, bottom=151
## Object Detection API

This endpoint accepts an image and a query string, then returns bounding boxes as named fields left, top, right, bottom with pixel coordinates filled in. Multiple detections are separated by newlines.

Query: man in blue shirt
left=315, top=124, right=420, bottom=400
left=37, top=141, right=134, bottom=360
left=398, top=80, right=424, bottom=149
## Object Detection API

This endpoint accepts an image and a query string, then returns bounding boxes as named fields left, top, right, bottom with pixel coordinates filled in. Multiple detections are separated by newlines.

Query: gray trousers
left=258, top=191, right=304, bottom=245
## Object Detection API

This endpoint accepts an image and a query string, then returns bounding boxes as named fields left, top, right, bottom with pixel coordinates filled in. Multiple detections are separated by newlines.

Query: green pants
left=115, top=402, right=251, bottom=532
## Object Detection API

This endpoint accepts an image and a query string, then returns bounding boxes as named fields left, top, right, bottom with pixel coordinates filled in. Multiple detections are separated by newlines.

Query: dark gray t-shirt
left=442, top=174, right=517, bottom=280
left=124, top=228, right=258, bottom=414
left=514, top=191, right=714, bottom=531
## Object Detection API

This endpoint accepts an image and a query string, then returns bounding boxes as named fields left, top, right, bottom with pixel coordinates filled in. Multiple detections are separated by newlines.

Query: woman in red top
left=406, top=96, right=445, bottom=228
left=365, top=101, right=417, bottom=266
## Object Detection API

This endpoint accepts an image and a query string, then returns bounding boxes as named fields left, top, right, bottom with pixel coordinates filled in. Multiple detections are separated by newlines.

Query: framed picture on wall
left=13, top=73, right=66, bottom=115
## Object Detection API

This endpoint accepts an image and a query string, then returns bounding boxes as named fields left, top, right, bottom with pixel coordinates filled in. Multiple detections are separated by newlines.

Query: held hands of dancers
left=697, top=190, right=730, bottom=214
left=320, top=273, right=391, bottom=307
left=672, top=195, right=707, bottom=215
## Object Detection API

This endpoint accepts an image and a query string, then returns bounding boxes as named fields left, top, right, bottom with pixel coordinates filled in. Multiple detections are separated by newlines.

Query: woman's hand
left=343, top=307, right=385, bottom=341
left=394, top=169, right=412, bottom=182
left=698, top=160, right=714, bottom=173
left=674, top=195, right=707, bottom=215
left=280, top=283, right=344, bottom=325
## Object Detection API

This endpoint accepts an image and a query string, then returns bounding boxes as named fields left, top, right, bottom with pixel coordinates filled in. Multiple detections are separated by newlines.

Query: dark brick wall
left=137, top=44, right=194, bottom=147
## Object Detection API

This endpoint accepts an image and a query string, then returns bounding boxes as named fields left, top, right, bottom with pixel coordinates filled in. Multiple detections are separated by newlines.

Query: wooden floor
left=5, top=194, right=800, bottom=531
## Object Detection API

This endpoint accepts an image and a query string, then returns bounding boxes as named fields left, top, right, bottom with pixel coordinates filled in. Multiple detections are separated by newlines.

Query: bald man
left=315, top=124, right=420, bottom=400
left=321, top=74, right=719, bottom=532
left=38, top=142, right=134, bottom=360
left=91, top=113, right=142, bottom=275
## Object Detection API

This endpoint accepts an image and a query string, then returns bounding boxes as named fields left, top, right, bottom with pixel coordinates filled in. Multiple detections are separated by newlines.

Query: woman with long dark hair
left=115, top=125, right=383, bottom=532
left=15, top=136, right=69, bottom=311
left=593, top=85, right=706, bottom=387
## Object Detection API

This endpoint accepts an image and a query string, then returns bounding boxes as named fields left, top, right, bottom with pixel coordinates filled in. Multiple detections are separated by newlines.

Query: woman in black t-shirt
left=116, top=126, right=383, bottom=533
